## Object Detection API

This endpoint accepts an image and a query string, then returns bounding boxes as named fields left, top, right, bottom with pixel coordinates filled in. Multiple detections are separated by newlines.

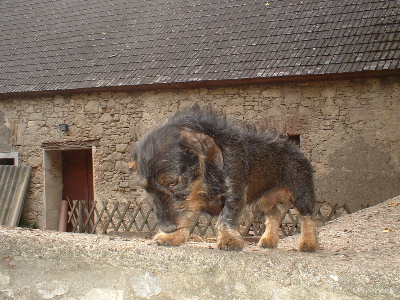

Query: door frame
left=43, top=146, right=96, bottom=230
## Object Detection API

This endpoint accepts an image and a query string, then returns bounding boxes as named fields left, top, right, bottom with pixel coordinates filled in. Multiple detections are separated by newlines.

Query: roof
left=1, top=0, right=399, bottom=95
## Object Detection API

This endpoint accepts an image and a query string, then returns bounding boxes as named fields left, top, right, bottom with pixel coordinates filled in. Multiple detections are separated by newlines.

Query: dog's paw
left=217, top=229, right=245, bottom=251
left=258, top=235, right=279, bottom=248
left=153, top=229, right=189, bottom=247
left=298, top=238, right=318, bottom=252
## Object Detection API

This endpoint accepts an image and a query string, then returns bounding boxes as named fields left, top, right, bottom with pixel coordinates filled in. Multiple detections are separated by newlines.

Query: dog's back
left=168, top=105, right=316, bottom=215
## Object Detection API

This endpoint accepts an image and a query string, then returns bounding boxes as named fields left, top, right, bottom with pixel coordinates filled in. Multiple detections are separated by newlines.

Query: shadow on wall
left=316, top=136, right=400, bottom=212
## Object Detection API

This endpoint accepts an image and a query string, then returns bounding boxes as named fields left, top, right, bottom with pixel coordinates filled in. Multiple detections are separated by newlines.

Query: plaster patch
left=0, top=290, right=14, bottom=299
left=129, top=271, right=162, bottom=299
left=0, top=272, right=10, bottom=285
left=81, top=288, right=123, bottom=300
left=36, top=280, right=69, bottom=299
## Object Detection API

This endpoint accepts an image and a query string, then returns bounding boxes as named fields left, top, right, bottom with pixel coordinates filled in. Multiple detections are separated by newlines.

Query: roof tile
left=0, top=0, right=399, bottom=94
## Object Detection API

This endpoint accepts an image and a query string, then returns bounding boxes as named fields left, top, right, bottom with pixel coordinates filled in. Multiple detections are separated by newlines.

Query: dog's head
left=132, top=123, right=224, bottom=233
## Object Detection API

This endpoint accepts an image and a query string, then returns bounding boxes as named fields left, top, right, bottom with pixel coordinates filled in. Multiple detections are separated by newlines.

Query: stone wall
left=0, top=76, right=399, bottom=227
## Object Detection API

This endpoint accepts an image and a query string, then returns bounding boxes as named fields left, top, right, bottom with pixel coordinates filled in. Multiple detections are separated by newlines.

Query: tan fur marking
left=184, top=178, right=207, bottom=212
left=153, top=178, right=207, bottom=247
left=258, top=188, right=293, bottom=213
left=128, top=160, right=137, bottom=171
left=299, top=216, right=318, bottom=252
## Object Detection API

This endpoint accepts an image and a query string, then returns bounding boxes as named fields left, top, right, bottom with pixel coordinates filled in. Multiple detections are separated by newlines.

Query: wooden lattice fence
left=67, top=199, right=356, bottom=238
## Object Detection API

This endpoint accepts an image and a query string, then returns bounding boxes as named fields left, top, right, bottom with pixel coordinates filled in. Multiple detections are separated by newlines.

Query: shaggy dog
left=132, top=105, right=318, bottom=251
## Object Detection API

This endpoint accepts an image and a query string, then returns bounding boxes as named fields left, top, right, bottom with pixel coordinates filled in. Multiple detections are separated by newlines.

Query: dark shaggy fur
left=132, top=105, right=318, bottom=251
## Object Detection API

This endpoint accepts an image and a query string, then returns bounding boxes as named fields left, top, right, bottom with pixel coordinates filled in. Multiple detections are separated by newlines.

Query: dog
left=132, top=105, right=318, bottom=251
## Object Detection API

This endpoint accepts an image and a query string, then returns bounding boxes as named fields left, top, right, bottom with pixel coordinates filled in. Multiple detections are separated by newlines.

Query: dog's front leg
left=153, top=228, right=190, bottom=246
left=153, top=205, right=201, bottom=247
left=216, top=187, right=245, bottom=251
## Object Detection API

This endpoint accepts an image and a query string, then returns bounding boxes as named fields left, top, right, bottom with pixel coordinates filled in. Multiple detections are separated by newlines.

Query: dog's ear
left=180, top=129, right=223, bottom=169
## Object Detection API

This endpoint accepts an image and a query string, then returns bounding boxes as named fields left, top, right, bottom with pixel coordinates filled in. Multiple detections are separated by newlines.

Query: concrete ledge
left=1, top=196, right=399, bottom=300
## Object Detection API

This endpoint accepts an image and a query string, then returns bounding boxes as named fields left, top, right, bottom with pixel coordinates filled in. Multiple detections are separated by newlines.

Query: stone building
left=0, top=0, right=399, bottom=229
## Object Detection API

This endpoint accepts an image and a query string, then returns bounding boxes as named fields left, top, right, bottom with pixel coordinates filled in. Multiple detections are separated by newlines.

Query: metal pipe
left=58, top=199, right=68, bottom=232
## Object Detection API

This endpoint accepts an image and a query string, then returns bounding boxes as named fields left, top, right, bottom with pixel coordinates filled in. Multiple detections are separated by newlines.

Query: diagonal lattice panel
left=67, top=199, right=362, bottom=237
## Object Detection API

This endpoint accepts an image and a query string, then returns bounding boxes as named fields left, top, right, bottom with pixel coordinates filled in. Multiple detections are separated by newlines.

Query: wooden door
left=62, top=149, right=94, bottom=232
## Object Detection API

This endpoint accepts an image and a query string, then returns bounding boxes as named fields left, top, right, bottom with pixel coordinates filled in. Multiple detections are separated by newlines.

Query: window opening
left=0, top=152, right=19, bottom=166
left=0, top=158, right=15, bottom=165
left=288, top=134, right=301, bottom=147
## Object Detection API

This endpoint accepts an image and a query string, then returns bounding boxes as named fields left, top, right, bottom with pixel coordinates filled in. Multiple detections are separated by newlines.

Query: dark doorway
left=61, top=149, right=94, bottom=232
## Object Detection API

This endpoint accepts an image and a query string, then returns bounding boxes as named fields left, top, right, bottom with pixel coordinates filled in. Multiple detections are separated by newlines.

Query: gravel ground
left=279, top=195, right=400, bottom=255
left=0, top=195, right=399, bottom=300
left=185, top=195, right=400, bottom=257
left=1, top=195, right=399, bottom=262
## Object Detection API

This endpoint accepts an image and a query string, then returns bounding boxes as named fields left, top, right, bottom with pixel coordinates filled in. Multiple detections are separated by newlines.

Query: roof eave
left=1, top=69, right=399, bottom=100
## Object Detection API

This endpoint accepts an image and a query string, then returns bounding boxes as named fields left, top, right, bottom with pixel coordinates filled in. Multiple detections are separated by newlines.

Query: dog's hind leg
left=293, top=190, right=318, bottom=252
left=258, top=205, right=281, bottom=248
left=299, top=215, right=318, bottom=252
left=257, top=189, right=292, bottom=248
